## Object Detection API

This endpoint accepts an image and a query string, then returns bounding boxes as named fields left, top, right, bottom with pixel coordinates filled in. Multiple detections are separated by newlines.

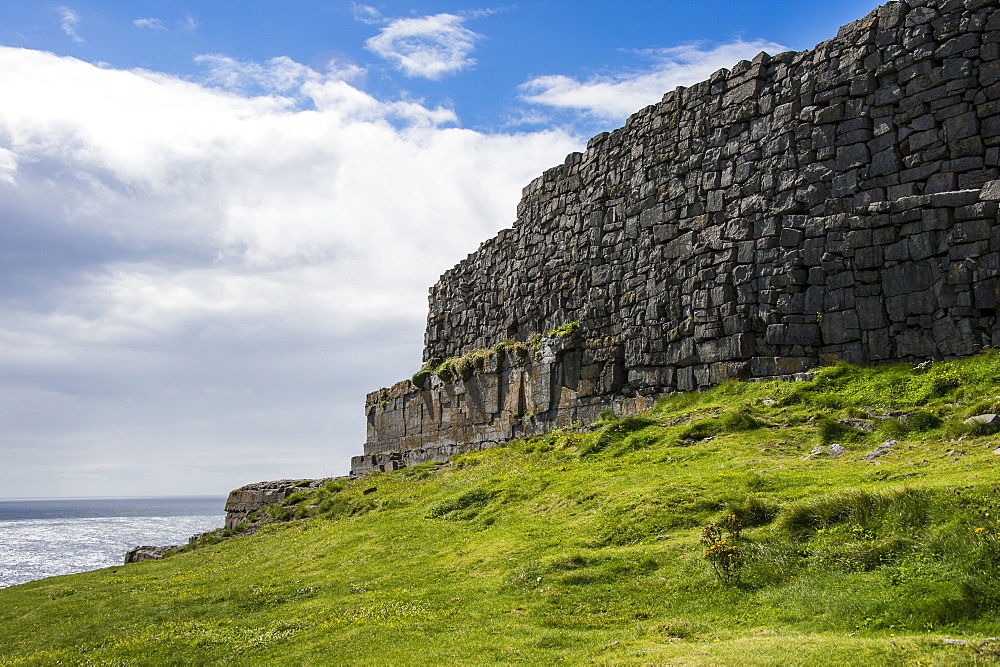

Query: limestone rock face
left=356, top=0, right=1000, bottom=476
left=124, top=545, right=176, bottom=563
left=224, top=479, right=335, bottom=529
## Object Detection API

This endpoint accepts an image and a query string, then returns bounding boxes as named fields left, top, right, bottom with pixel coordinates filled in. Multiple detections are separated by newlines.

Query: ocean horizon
left=0, top=495, right=227, bottom=589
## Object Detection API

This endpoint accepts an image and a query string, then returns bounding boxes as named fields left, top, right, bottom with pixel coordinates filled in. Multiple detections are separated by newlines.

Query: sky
left=0, top=0, right=884, bottom=498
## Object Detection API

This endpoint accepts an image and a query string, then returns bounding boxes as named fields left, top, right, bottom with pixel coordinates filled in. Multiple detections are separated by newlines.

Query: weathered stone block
left=821, top=310, right=861, bottom=344
left=981, top=180, right=1000, bottom=200
left=836, top=143, right=871, bottom=170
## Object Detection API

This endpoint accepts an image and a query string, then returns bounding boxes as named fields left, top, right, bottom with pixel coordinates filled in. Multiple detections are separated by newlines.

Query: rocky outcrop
left=123, top=480, right=340, bottom=565
left=353, top=331, right=653, bottom=476
left=124, top=545, right=177, bottom=563
left=355, top=0, right=1000, bottom=476
left=224, top=479, right=335, bottom=529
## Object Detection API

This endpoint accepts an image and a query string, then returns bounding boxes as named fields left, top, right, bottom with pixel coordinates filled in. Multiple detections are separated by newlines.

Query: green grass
left=4, top=353, right=1000, bottom=664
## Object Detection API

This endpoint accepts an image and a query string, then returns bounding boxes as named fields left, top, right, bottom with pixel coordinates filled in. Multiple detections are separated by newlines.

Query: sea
left=0, top=496, right=226, bottom=589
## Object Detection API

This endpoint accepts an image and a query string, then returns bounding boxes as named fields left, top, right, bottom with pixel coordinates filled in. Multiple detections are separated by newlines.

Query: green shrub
left=878, top=409, right=943, bottom=438
left=701, top=521, right=745, bottom=585
left=547, top=553, right=590, bottom=570
left=876, top=418, right=908, bottom=439
left=323, top=478, right=348, bottom=493
left=928, top=367, right=963, bottom=397
left=946, top=416, right=1000, bottom=438
left=435, top=359, right=456, bottom=383
left=963, top=399, right=1000, bottom=419
left=606, top=429, right=664, bottom=457
left=493, top=339, right=529, bottom=358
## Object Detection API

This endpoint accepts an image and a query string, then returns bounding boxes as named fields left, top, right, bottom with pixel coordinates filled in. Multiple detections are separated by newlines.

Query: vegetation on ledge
left=411, top=322, right=580, bottom=388
left=4, top=352, right=1000, bottom=664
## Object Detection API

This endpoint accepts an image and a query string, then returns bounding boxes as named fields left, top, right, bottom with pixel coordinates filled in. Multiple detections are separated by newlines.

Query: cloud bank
left=0, top=46, right=578, bottom=497
left=520, top=39, right=788, bottom=119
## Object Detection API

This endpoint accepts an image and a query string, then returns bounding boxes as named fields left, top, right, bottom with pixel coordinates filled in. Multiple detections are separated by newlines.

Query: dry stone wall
left=354, top=0, right=1000, bottom=476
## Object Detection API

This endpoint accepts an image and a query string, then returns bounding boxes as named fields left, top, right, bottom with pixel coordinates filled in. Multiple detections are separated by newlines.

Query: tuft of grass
left=425, top=488, right=497, bottom=519
left=579, top=415, right=657, bottom=457
left=816, top=415, right=863, bottom=444
left=726, top=495, right=780, bottom=528
left=678, top=409, right=764, bottom=443
left=410, top=324, right=583, bottom=389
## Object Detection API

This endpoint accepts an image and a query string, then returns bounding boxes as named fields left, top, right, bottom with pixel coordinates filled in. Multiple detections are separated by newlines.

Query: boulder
left=124, top=545, right=177, bottom=564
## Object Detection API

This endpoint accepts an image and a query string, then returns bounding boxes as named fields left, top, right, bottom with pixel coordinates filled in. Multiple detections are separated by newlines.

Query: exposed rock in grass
left=837, top=418, right=875, bottom=432
left=965, top=414, right=1000, bottom=427
left=124, top=545, right=177, bottom=564
left=861, top=441, right=897, bottom=461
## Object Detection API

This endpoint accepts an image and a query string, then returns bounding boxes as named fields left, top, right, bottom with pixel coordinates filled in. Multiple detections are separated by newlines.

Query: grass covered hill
left=5, top=354, right=1000, bottom=664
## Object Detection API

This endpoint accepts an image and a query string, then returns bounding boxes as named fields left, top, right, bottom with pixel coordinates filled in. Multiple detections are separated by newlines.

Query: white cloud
left=0, top=46, right=578, bottom=497
left=133, top=18, right=167, bottom=31
left=191, top=54, right=453, bottom=127
left=55, top=6, right=84, bottom=43
left=352, top=3, right=382, bottom=25
left=0, top=147, right=17, bottom=185
left=194, top=54, right=331, bottom=96
left=519, top=39, right=787, bottom=119
left=366, top=13, right=480, bottom=80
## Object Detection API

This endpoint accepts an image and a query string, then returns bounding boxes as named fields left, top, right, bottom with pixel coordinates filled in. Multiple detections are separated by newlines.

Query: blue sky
left=0, top=1, right=884, bottom=133
left=0, top=0, right=883, bottom=498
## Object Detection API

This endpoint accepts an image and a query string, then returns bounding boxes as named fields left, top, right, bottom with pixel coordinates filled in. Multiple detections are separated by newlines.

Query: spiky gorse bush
left=701, top=515, right=745, bottom=585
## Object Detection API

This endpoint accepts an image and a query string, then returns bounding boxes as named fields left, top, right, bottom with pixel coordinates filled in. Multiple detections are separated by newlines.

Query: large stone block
left=821, top=310, right=861, bottom=344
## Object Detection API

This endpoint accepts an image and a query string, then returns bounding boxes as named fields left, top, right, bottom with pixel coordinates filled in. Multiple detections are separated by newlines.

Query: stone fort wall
left=353, top=0, right=1000, bottom=476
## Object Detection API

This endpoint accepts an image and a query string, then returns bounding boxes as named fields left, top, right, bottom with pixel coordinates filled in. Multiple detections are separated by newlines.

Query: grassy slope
left=5, top=355, right=1000, bottom=664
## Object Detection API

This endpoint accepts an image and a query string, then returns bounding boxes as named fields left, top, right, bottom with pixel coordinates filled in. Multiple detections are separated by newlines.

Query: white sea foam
left=0, top=514, right=223, bottom=589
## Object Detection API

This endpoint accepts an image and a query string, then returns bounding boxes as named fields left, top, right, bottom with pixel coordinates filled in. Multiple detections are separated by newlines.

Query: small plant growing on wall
left=551, top=321, right=581, bottom=337
left=494, top=339, right=530, bottom=358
